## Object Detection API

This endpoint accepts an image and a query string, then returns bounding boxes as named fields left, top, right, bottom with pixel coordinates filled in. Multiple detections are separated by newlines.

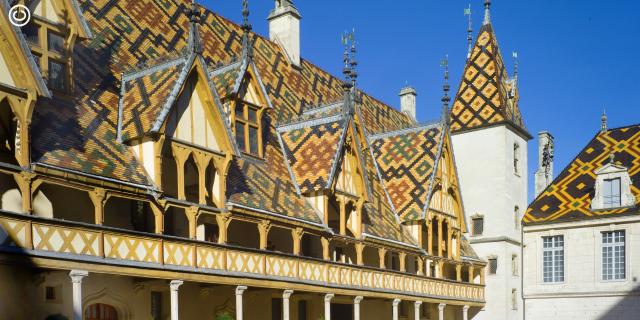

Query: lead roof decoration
left=26, top=0, right=475, bottom=249
left=525, top=125, right=640, bottom=225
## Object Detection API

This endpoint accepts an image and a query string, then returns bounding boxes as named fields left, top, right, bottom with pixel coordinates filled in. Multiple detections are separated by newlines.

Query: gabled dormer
left=591, top=156, right=636, bottom=211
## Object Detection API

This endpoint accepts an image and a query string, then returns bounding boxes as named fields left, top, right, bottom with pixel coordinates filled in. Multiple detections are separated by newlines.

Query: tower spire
left=601, top=110, right=608, bottom=132
left=483, top=0, right=491, bottom=25
left=441, top=55, right=451, bottom=124
left=465, top=4, right=473, bottom=58
left=241, top=0, right=253, bottom=59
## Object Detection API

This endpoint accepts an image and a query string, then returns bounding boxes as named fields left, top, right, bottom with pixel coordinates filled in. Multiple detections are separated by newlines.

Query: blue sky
left=204, top=0, right=640, bottom=202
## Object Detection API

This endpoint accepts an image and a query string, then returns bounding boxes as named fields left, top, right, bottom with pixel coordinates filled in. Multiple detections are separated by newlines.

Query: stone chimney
left=268, top=0, right=301, bottom=67
left=399, top=86, right=417, bottom=121
left=534, top=131, right=554, bottom=197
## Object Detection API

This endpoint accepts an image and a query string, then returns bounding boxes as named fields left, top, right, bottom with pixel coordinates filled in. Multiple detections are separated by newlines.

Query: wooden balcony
left=0, top=210, right=484, bottom=303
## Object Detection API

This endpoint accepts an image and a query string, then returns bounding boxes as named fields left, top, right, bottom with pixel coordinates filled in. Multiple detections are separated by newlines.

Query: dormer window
left=233, top=76, right=266, bottom=157
left=591, top=156, right=636, bottom=211
left=21, top=19, right=69, bottom=93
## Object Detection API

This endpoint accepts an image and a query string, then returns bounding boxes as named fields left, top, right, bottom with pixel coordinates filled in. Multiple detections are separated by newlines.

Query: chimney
left=268, top=0, right=301, bottom=67
left=534, top=131, right=554, bottom=197
left=399, top=86, right=417, bottom=121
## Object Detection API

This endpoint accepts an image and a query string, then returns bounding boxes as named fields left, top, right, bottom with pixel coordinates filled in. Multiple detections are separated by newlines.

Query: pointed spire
left=241, top=0, right=253, bottom=60
left=441, top=55, right=451, bottom=123
left=483, top=0, right=491, bottom=25
left=464, top=4, right=473, bottom=58
left=187, top=0, right=202, bottom=54
left=511, top=51, right=519, bottom=97
left=601, top=109, right=608, bottom=132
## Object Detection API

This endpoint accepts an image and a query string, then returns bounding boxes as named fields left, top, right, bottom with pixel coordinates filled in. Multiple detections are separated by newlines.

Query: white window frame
left=601, top=230, right=626, bottom=281
left=591, top=161, right=636, bottom=210
left=542, top=235, right=564, bottom=283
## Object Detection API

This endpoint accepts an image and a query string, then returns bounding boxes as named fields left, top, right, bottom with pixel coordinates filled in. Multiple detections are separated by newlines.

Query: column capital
left=354, top=296, right=363, bottom=304
left=414, top=301, right=423, bottom=307
left=69, top=270, right=88, bottom=283
left=170, top=280, right=184, bottom=291
left=463, top=305, right=470, bottom=311
left=235, top=285, right=248, bottom=295
left=438, top=303, right=446, bottom=311
left=283, top=289, right=294, bottom=299
left=324, top=293, right=334, bottom=303
left=392, top=298, right=401, bottom=307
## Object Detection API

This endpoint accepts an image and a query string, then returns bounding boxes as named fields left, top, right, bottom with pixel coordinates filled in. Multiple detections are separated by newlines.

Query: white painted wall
left=451, top=124, right=528, bottom=320
left=523, top=215, right=640, bottom=320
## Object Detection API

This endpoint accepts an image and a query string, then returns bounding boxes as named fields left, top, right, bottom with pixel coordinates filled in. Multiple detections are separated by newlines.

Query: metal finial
left=349, top=29, right=358, bottom=88
left=609, top=153, right=615, bottom=164
left=512, top=51, right=519, bottom=96
left=441, top=55, right=451, bottom=122
left=242, top=0, right=251, bottom=32
left=187, top=0, right=202, bottom=54
left=465, top=4, right=473, bottom=58
left=341, top=30, right=355, bottom=91
left=483, top=0, right=491, bottom=25
left=601, top=109, right=608, bottom=132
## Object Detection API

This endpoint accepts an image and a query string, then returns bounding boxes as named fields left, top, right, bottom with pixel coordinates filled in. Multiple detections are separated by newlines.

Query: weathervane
left=341, top=29, right=357, bottom=90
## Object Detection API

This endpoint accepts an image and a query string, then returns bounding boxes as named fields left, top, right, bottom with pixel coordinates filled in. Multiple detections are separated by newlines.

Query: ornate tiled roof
left=119, top=57, right=188, bottom=141
left=525, top=125, right=640, bottom=225
left=450, top=23, right=527, bottom=136
left=210, top=61, right=243, bottom=99
left=278, top=115, right=347, bottom=194
left=369, top=123, right=445, bottom=222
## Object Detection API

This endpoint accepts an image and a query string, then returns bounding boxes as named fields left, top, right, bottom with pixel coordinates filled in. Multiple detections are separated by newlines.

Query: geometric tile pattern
left=525, top=125, right=640, bottom=225
left=279, top=119, right=345, bottom=194
left=120, top=59, right=187, bottom=141
left=210, top=62, right=242, bottom=98
left=370, top=125, right=444, bottom=222
left=450, top=23, right=526, bottom=134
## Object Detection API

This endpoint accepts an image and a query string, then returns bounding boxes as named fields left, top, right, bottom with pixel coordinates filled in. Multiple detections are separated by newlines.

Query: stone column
left=353, top=296, right=363, bottom=320
left=392, top=299, right=401, bottom=320
left=235, top=286, right=247, bottom=320
left=438, top=303, right=446, bottom=320
left=282, top=290, right=294, bottom=320
left=414, top=301, right=423, bottom=320
left=463, top=305, right=470, bottom=320
left=169, top=280, right=183, bottom=320
left=324, top=293, right=334, bottom=320
left=69, top=270, right=88, bottom=320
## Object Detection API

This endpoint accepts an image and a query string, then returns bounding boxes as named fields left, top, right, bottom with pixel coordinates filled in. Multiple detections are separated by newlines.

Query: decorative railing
left=0, top=211, right=484, bottom=302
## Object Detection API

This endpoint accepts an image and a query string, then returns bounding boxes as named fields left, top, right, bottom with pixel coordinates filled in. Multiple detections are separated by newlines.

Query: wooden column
left=399, top=252, right=407, bottom=272
left=468, top=265, right=475, bottom=284
left=339, top=197, right=346, bottom=236
left=446, top=221, right=453, bottom=260
left=480, top=267, right=486, bottom=285
left=13, top=172, right=34, bottom=214
left=215, top=213, right=231, bottom=244
left=378, top=247, right=387, bottom=269
left=427, top=220, right=433, bottom=256
left=154, top=136, right=165, bottom=187
left=355, top=242, right=365, bottom=266
left=171, top=145, right=191, bottom=201
left=456, top=231, right=462, bottom=260
left=185, top=206, right=199, bottom=239
left=437, top=216, right=443, bottom=257
left=321, top=237, right=330, bottom=260
left=355, top=199, right=364, bottom=238
left=193, top=152, right=212, bottom=205
left=291, top=227, right=304, bottom=255
left=258, top=220, right=271, bottom=250
left=88, top=188, right=107, bottom=225
left=417, top=256, right=425, bottom=275
left=456, top=263, right=462, bottom=282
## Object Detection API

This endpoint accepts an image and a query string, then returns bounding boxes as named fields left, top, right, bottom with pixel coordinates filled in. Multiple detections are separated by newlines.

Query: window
left=21, top=19, right=69, bottom=93
left=602, top=230, right=625, bottom=280
left=151, top=291, right=162, bottom=320
left=512, top=254, right=518, bottom=276
left=511, top=289, right=518, bottom=310
left=514, top=206, right=520, bottom=230
left=542, top=235, right=564, bottom=283
left=472, top=217, right=484, bottom=236
left=513, top=143, right=520, bottom=175
left=602, top=178, right=622, bottom=208
left=488, top=258, right=497, bottom=275
left=298, top=301, right=308, bottom=320
left=234, top=78, right=265, bottom=157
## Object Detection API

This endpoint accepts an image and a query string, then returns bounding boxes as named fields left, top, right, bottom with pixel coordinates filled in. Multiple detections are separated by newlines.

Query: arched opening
left=326, top=194, right=341, bottom=233
left=164, top=206, right=189, bottom=238
left=36, top=184, right=93, bottom=224
left=430, top=218, right=439, bottom=256
left=205, top=161, right=217, bottom=207
left=85, top=303, right=118, bottom=320
left=362, top=245, right=379, bottom=268
left=0, top=172, right=22, bottom=213
left=103, top=198, right=155, bottom=233
left=196, top=213, right=219, bottom=243
left=266, top=225, right=292, bottom=254
left=161, top=146, right=178, bottom=198
left=300, top=233, right=323, bottom=259
left=442, top=219, right=450, bottom=258
left=184, top=155, right=199, bottom=203
left=227, top=219, right=259, bottom=249
left=0, top=99, right=18, bottom=165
